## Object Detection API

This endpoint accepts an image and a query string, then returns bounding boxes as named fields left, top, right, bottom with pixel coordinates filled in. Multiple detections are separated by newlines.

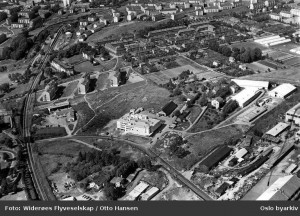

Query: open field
left=176, top=56, right=210, bottom=71
left=87, top=21, right=158, bottom=42
left=71, top=102, right=95, bottom=133
left=161, top=187, right=200, bottom=200
left=187, top=124, right=246, bottom=158
left=188, top=108, right=223, bottom=133
left=282, top=56, right=300, bottom=67
left=231, top=41, right=269, bottom=51
left=246, top=61, right=276, bottom=73
left=79, top=82, right=171, bottom=134
left=153, top=125, right=246, bottom=171
left=272, top=42, right=300, bottom=55
left=242, top=67, right=300, bottom=84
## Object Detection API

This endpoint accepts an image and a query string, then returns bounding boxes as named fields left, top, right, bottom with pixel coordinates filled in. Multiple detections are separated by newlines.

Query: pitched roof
left=161, top=101, right=178, bottom=116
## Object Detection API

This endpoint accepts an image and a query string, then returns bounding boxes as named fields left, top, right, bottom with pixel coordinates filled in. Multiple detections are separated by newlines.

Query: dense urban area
left=0, top=0, right=300, bottom=201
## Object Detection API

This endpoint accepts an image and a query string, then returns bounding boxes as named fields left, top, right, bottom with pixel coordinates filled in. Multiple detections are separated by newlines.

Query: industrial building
left=265, top=142, right=294, bottom=169
left=126, top=181, right=149, bottom=200
left=268, top=83, right=296, bottom=99
left=234, top=148, right=248, bottom=159
left=285, top=103, right=300, bottom=125
left=198, top=146, right=232, bottom=172
left=257, top=175, right=300, bottom=200
left=237, top=106, right=267, bottom=122
left=232, top=88, right=261, bottom=108
left=254, top=35, right=291, bottom=47
left=117, top=112, right=162, bottom=136
left=158, top=101, right=178, bottom=117
left=285, top=164, right=298, bottom=174
left=140, top=187, right=160, bottom=200
left=265, top=122, right=290, bottom=137
left=232, top=79, right=269, bottom=89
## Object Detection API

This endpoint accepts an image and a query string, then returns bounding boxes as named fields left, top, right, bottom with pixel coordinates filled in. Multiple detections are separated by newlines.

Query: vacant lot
left=152, top=125, right=246, bottom=171
left=188, top=108, right=223, bottom=133
left=162, top=187, right=200, bottom=200
left=187, top=106, right=202, bottom=124
left=78, top=82, right=171, bottom=134
left=243, top=67, right=300, bottom=85
left=72, top=102, right=95, bottom=133
left=87, top=21, right=158, bottom=42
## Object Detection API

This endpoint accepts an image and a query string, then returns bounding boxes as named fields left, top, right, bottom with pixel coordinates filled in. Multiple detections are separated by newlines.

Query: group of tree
left=168, top=135, right=190, bottom=159
left=103, top=182, right=126, bottom=200
left=0, top=83, right=10, bottom=93
left=222, top=100, right=239, bottom=117
left=65, top=149, right=152, bottom=182
left=0, top=12, right=7, bottom=22
left=8, top=68, right=32, bottom=84
left=1, top=31, right=33, bottom=60
left=231, top=46, right=262, bottom=63
left=0, top=65, right=7, bottom=72
left=0, top=34, right=6, bottom=44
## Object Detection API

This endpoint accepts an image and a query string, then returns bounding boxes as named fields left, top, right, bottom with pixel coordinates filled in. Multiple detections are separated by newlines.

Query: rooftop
left=257, top=175, right=300, bottom=200
left=268, top=83, right=296, bottom=98
left=266, top=122, right=290, bottom=137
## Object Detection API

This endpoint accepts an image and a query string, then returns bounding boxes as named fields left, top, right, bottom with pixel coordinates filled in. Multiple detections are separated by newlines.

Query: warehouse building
left=198, top=146, right=232, bottom=172
left=268, top=83, right=296, bottom=99
left=232, top=88, right=261, bottom=108
left=257, top=175, right=300, bottom=200
left=232, top=79, right=269, bottom=89
left=140, top=187, right=160, bottom=200
left=237, top=106, right=267, bottom=122
left=265, top=122, right=290, bottom=137
left=158, top=101, right=178, bottom=117
left=125, top=181, right=149, bottom=200
left=285, top=103, right=300, bottom=125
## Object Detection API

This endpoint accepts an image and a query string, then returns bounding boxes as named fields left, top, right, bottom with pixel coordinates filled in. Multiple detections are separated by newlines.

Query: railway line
left=21, top=26, right=65, bottom=200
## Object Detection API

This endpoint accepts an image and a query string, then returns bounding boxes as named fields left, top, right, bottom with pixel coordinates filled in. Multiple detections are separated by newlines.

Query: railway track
left=21, top=26, right=65, bottom=200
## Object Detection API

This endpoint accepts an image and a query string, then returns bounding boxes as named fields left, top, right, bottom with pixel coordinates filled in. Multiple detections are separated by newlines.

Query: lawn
left=176, top=56, right=210, bottom=71
left=188, top=106, right=202, bottom=124
left=79, top=82, right=171, bottom=134
left=74, top=61, right=106, bottom=73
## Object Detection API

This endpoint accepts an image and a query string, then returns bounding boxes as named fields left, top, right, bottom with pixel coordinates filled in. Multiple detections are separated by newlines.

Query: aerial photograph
left=0, top=0, right=300, bottom=203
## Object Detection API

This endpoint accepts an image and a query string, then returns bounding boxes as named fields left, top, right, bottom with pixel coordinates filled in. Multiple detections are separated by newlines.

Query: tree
left=137, top=157, right=152, bottom=170
left=10, top=12, right=18, bottom=22
left=173, top=110, right=181, bottom=117
left=198, top=93, right=208, bottom=106
left=0, top=34, right=6, bottom=44
left=0, top=12, right=7, bottom=22
left=0, top=83, right=10, bottom=93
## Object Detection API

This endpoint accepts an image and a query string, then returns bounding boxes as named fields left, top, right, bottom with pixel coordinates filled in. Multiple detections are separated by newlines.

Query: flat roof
left=232, top=79, right=269, bottom=89
left=266, top=122, right=290, bottom=137
left=268, top=83, right=296, bottom=98
left=257, top=175, right=300, bottom=200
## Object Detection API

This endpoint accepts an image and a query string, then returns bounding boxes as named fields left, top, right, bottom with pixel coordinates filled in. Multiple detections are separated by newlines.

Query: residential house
left=50, top=59, right=74, bottom=76
left=211, top=97, right=224, bottom=109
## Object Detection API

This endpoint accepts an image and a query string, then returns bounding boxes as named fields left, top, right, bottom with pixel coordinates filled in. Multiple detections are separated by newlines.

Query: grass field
left=96, top=72, right=110, bottom=90
left=246, top=61, right=275, bottom=73
left=243, top=67, right=300, bottom=84
left=87, top=21, right=158, bottom=42
left=72, top=102, right=95, bottom=133
left=79, top=82, right=171, bottom=134
left=283, top=56, right=300, bottom=67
